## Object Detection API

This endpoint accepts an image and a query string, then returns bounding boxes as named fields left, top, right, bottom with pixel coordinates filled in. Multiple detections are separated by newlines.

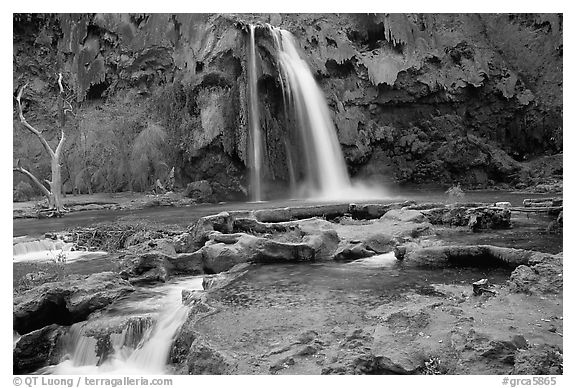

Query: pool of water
left=12, top=190, right=556, bottom=237
left=212, top=258, right=512, bottom=311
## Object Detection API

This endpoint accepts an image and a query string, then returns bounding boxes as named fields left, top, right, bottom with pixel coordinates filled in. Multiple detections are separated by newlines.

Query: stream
left=13, top=190, right=562, bottom=374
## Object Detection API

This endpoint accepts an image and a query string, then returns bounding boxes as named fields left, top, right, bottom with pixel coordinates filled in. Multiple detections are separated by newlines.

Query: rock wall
left=13, top=13, right=562, bottom=199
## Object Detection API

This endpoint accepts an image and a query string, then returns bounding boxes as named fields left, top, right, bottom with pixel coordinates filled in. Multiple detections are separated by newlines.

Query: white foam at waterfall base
left=48, top=276, right=204, bottom=375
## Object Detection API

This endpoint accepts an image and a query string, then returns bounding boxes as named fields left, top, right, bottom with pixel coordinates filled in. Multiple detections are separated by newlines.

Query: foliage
left=13, top=181, right=38, bottom=202
left=61, top=94, right=169, bottom=193
left=445, top=183, right=465, bottom=203
left=129, top=123, right=169, bottom=192
left=152, top=81, right=203, bottom=161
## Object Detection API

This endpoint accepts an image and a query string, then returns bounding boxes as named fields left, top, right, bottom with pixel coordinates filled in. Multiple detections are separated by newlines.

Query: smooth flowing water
left=12, top=238, right=107, bottom=263
left=270, top=27, right=351, bottom=198
left=266, top=26, right=390, bottom=200
left=248, top=24, right=263, bottom=202
left=36, top=276, right=204, bottom=375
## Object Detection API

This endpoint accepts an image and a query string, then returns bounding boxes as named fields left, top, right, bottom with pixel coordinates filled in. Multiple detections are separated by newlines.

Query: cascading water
left=248, top=24, right=263, bottom=202
left=40, top=276, right=204, bottom=374
left=269, top=26, right=354, bottom=199
left=12, top=238, right=106, bottom=263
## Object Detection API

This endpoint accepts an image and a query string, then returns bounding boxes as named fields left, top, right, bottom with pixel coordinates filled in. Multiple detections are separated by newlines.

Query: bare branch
left=13, top=165, right=52, bottom=200
left=15, top=83, right=55, bottom=158
left=55, top=129, right=66, bottom=158
left=57, top=73, right=64, bottom=94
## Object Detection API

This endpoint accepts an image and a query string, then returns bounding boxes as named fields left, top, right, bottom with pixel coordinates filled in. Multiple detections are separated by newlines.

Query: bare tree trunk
left=15, top=74, right=70, bottom=213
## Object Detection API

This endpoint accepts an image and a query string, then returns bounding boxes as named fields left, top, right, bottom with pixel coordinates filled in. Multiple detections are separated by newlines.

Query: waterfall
left=13, top=238, right=106, bottom=263
left=269, top=26, right=353, bottom=199
left=44, top=276, right=204, bottom=374
left=248, top=24, right=263, bottom=202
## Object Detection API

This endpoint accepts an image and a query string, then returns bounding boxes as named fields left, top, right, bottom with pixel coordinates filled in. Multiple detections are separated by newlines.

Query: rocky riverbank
left=13, top=198, right=562, bottom=375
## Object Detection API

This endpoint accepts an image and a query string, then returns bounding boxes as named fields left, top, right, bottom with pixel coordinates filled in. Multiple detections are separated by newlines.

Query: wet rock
left=334, top=242, right=376, bottom=261
left=402, top=245, right=535, bottom=268
left=254, top=204, right=349, bottom=223
left=202, top=263, right=250, bottom=290
left=184, top=180, right=215, bottom=203
left=513, top=344, right=563, bottom=375
left=120, top=251, right=170, bottom=284
left=14, top=272, right=134, bottom=334
left=467, top=207, right=511, bottom=231
left=479, top=339, right=519, bottom=365
left=187, top=212, right=234, bottom=252
left=420, top=206, right=470, bottom=226
left=120, top=249, right=205, bottom=284
left=182, top=289, right=207, bottom=306
left=381, top=209, right=428, bottom=223
left=349, top=201, right=416, bottom=219
left=253, top=208, right=292, bottom=223
left=233, top=218, right=290, bottom=234
left=174, top=232, right=193, bottom=253
left=302, top=229, right=340, bottom=260
left=169, top=251, right=205, bottom=275
left=185, top=338, right=236, bottom=374
left=472, top=279, right=497, bottom=296
left=508, top=253, right=562, bottom=294
left=201, top=233, right=316, bottom=273
left=322, top=352, right=418, bottom=375
left=13, top=324, right=67, bottom=374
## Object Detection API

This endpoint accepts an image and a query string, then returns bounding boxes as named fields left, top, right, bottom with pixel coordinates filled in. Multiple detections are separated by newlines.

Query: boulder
left=13, top=272, right=134, bottom=334
left=513, top=344, right=563, bottom=374
left=401, top=245, right=537, bottom=268
left=349, top=201, right=416, bottom=219
left=13, top=324, right=67, bottom=374
left=185, top=338, right=236, bottom=374
left=303, top=230, right=340, bottom=260
left=419, top=205, right=510, bottom=230
left=120, top=251, right=170, bottom=284
left=381, top=209, right=428, bottom=223
left=174, top=232, right=193, bottom=253
left=334, top=242, right=376, bottom=261
left=202, top=263, right=251, bottom=291
left=253, top=204, right=349, bottom=223
left=508, top=253, right=562, bottom=295
left=120, top=250, right=206, bottom=284
left=184, top=180, right=215, bottom=203
left=233, top=217, right=290, bottom=234
left=420, top=206, right=470, bottom=226
left=169, top=251, right=205, bottom=275
left=187, top=212, right=234, bottom=252
left=201, top=233, right=316, bottom=273
left=466, top=207, right=511, bottom=231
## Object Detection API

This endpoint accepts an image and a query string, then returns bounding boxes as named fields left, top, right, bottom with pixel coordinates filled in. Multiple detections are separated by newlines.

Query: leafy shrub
left=445, top=183, right=465, bottom=203
left=13, top=181, right=38, bottom=202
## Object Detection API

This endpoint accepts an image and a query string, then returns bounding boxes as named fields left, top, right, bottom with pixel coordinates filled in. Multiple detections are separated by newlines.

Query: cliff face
left=13, top=13, right=563, bottom=200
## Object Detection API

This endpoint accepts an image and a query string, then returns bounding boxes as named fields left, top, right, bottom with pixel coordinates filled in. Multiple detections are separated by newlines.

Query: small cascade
left=13, top=239, right=73, bottom=257
left=46, top=276, right=203, bottom=374
left=248, top=24, right=264, bottom=202
left=13, top=238, right=106, bottom=263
